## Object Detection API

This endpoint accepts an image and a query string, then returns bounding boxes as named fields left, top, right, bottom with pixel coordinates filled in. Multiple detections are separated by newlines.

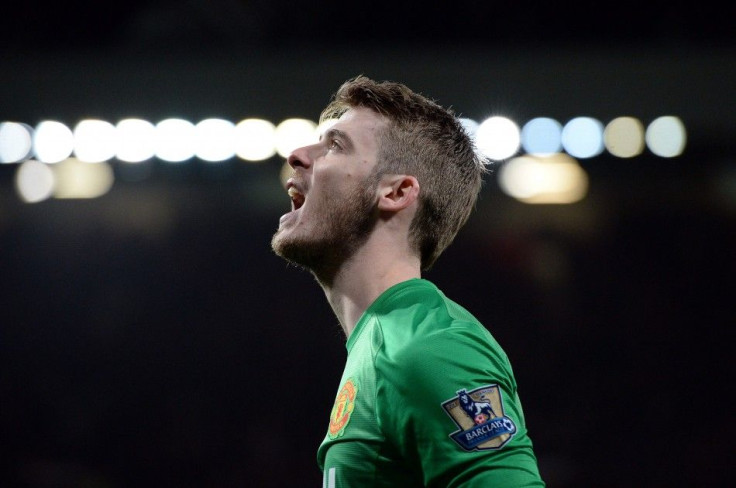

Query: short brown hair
left=320, top=75, right=487, bottom=270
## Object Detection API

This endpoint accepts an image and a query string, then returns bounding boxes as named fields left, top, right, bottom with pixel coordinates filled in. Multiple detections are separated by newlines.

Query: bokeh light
left=0, top=113, right=688, bottom=204
left=498, top=153, right=589, bottom=204
left=234, top=118, right=277, bottom=161
left=475, top=116, right=521, bottom=161
left=275, top=118, right=318, bottom=158
left=53, top=157, right=114, bottom=199
left=603, top=117, right=645, bottom=158
left=195, top=118, right=236, bottom=162
left=459, top=118, right=480, bottom=141
left=116, top=118, right=156, bottom=163
left=33, top=121, right=74, bottom=163
left=15, top=160, right=55, bottom=203
left=73, top=119, right=117, bottom=163
left=646, top=116, right=686, bottom=157
left=0, top=122, right=34, bottom=163
left=279, top=160, right=294, bottom=188
left=521, top=117, right=563, bottom=155
left=155, top=118, right=196, bottom=162
left=561, top=117, right=604, bottom=158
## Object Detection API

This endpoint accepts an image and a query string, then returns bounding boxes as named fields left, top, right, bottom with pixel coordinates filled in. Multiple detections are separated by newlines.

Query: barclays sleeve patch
left=441, top=385, right=517, bottom=451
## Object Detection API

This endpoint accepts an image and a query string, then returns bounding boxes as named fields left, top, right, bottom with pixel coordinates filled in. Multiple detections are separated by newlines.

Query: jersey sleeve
left=375, top=323, right=545, bottom=487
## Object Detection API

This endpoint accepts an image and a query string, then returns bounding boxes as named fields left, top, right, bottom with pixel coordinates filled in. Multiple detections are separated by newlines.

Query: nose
left=287, top=144, right=314, bottom=170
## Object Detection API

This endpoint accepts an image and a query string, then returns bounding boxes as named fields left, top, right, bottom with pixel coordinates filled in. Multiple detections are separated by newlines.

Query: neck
left=315, top=238, right=420, bottom=337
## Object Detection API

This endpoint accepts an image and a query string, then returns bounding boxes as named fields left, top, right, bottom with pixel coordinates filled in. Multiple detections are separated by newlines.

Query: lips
left=287, top=185, right=305, bottom=211
left=279, top=180, right=306, bottom=225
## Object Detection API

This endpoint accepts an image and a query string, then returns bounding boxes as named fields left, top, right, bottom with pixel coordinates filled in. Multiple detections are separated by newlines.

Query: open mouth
left=288, top=186, right=305, bottom=211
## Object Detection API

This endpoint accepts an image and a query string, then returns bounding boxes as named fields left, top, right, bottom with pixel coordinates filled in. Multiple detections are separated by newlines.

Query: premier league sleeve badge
left=441, top=385, right=517, bottom=451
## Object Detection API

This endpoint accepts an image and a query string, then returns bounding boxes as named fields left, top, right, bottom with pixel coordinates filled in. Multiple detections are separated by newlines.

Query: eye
left=328, top=138, right=341, bottom=151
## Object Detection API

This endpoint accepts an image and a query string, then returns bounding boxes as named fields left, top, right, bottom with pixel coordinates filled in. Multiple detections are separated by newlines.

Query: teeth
left=287, top=187, right=305, bottom=210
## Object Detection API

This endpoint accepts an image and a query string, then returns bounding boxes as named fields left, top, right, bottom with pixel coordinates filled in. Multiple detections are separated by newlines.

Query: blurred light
left=646, top=116, right=686, bottom=157
left=33, top=121, right=74, bottom=163
left=195, top=118, right=236, bottom=162
left=155, top=118, right=196, bottom=162
left=279, top=160, right=294, bottom=188
left=604, top=116, right=645, bottom=158
left=521, top=117, right=563, bottom=155
left=459, top=118, right=480, bottom=141
left=15, top=160, right=55, bottom=203
left=498, top=153, right=588, bottom=204
left=275, top=118, right=318, bottom=158
left=475, top=116, right=521, bottom=161
left=116, top=118, right=156, bottom=163
left=0, top=122, right=34, bottom=163
left=234, top=118, right=277, bottom=161
left=74, top=119, right=117, bottom=163
left=317, top=118, right=339, bottom=137
left=561, top=117, right=604, bottom=158
left=53, top=157, right=114, bottom=199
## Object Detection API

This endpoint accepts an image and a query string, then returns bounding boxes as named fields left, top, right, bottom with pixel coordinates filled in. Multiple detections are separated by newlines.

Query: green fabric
left=317, top=279, right=545, bottom=487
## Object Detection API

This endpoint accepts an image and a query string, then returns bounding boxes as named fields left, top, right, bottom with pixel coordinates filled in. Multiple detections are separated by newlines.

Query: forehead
left=331, top=107, right=387, bottom=149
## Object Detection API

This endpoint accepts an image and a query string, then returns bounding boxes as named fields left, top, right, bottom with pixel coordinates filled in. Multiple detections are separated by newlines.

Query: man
left=272, top=76, right=544, bottom=487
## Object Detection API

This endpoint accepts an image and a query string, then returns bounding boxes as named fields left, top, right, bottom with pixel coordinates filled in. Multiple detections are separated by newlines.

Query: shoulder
left=374, top=279, right=487, bottom=338
left=376, top=324, right=513, bottom=406
left=371, top=279, right=512, bottom=379
left=397, top=321, right=511, bottom=380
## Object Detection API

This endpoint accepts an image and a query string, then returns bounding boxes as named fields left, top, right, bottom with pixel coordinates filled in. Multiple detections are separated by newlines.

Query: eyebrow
left=322, top=128, right=355, bottom=152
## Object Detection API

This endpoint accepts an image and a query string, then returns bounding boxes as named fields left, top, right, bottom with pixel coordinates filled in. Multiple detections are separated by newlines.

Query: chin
left=270, top=228, right=293, bottom=258
left=273, top=230, right=319, bottom=267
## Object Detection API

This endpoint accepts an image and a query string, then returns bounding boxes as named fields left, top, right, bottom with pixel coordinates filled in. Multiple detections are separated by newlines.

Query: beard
left=271, top=180, right=378, bottom=282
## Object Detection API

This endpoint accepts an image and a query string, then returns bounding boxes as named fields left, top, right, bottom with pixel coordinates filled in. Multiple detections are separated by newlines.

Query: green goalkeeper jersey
left=317, top=279, right=544, bottom=487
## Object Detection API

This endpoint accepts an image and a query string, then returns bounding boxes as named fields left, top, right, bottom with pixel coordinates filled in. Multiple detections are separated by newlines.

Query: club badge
left=327, top=378, right=358, bottom=439
left=441, top=384, right=517, bottom=451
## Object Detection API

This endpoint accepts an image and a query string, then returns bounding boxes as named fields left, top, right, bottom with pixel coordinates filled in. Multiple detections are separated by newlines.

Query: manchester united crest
left=328, top=378, right=358, bottom=439
left=441, top=384, right=517, bottom=451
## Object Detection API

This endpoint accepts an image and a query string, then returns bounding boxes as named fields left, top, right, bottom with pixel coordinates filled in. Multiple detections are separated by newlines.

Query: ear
left=376, top=174, right=420, bottom=212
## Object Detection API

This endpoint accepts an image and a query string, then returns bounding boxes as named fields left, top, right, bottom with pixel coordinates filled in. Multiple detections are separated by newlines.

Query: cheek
left=312, top=174, right=356, bottom=206
left=313, top=165, right=349, bottom=184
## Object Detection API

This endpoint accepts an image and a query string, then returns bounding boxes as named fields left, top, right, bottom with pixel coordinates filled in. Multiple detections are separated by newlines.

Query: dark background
left=1, top=1, right=734, bottom=487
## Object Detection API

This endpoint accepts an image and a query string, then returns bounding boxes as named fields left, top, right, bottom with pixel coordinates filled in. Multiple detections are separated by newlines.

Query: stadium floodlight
left=33, top=121, right=74, bottom=163
left=155, top=118, right=196, bottom=162
left=561, top=117, right=604, bottom=159
left=116, top=118, right=156, bottom=163
left=646, top=116, right=686, bottom=158
left=475, top=116, right=521, bottom=161
left=0, top=122, right=34, bottom=163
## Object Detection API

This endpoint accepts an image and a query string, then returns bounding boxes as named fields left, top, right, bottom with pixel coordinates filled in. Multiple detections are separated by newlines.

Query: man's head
left=271, top=106, right=385, bottom=278
left=271, top=75, right=486, bottom=275
left=320, top=75, right=486, bottom=270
